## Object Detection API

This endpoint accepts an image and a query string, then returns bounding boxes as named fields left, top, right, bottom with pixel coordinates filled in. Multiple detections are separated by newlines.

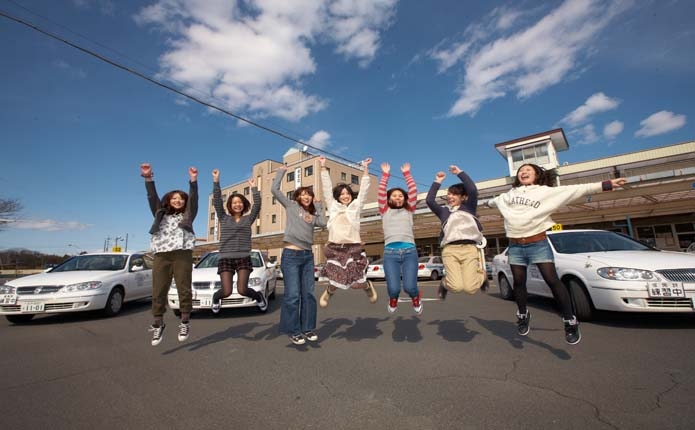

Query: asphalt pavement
left=1, top=280, right=695, bottom=430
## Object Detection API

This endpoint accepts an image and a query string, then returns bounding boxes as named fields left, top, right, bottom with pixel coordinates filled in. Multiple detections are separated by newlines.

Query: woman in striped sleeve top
left=378, top=162, right=422, bottom=315
left=210, top=168, right=267, bottom=313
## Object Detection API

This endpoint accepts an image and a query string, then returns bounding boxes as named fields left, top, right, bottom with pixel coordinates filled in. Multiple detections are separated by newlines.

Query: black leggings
left=511, top=262, right=574, bottom=320
left=212, top=269, right=262, bottom=303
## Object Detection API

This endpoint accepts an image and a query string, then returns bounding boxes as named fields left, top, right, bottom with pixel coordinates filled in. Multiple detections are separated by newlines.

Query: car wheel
left=6, top=314, right=34, bottom=324
left=498, top=274, right=515, bottom=300
left=103, top=287, right=124, bottom=317
left=269, top=281, right=276, bottom=300
left=430, top=270, right=439, bottom=281
left=566, top=278, right=593, bottom=321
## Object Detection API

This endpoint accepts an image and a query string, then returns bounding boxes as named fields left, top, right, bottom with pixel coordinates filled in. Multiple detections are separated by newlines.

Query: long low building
left=195, top=129, right=695, bottom=264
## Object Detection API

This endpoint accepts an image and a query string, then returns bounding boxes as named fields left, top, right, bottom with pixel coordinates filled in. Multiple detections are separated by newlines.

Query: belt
left=447, top=239, right=477, bottom=246
left=509, top=231, right=547, bottom=245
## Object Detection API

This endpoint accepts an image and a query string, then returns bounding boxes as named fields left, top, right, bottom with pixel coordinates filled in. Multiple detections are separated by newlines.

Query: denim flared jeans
left=279, top=248, right=317, bottom=335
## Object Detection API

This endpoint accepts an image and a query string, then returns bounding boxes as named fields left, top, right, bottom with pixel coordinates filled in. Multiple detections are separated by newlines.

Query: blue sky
left=1, top=0, right=693, bottom=255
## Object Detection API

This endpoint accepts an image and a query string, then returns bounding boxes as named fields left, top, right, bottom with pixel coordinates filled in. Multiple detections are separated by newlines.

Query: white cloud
left=306, top=130, right=332, bottom=150
left=603, top=120, right=624, bottom=139
left=11, top=219, right=90, bottom=232
left=429, top=0, right=632, bottom=117
left=561, top=92, right=620, bottom=126
left=53, top=59, right=87, bottom=79
left=570, top=124, right=599, bottom=145
left=134, top=0, right=397, bottom=121
left=635, top=110, right=687, bottom=137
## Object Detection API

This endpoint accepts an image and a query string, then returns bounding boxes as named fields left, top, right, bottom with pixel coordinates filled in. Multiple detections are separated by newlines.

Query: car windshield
left=369, top=258, right=384, bottom=266
left=549, top=231, right=654, bottom=254
left=195, top=252, right=263, bottom=269
left=51, top=255, right=128, bottom=272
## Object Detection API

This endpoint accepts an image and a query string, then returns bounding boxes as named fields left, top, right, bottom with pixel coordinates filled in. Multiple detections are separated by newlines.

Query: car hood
left=562, top=250, right=695, bottom=269
left=7, top=271, right=119, bottom=287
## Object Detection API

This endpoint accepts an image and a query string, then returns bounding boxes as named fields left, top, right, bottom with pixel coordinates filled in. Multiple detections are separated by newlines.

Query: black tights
left=511, top=263, right=574, bottom=320
left=212, top=269, right=261, bottom=303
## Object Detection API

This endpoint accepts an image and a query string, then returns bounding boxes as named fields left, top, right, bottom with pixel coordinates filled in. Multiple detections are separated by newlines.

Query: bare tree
left=0, top=198, right=22, bottom=231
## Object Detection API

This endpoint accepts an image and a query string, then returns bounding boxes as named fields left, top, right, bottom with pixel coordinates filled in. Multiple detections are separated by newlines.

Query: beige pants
left=442, top=244, right=485, bottom=294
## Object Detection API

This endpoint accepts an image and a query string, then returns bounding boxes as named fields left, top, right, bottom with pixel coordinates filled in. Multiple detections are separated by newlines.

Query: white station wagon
left=0, top=252, right=152, bottom=324
left=491, top=229, right=695, bottom=320
left=168, top=249, right=277, bottom=314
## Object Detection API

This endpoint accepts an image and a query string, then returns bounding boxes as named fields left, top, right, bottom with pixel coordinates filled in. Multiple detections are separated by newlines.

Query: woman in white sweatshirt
left=487, top=163, right=626, bottom=345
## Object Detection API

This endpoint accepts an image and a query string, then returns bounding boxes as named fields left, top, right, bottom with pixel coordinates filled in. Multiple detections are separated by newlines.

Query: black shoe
left=516, top=311, right=530, bottom=336
left=149, top=323, right=166, bottom=346
left=290, top=334, right=306, bottom=345
left=438, top=282, right=448, bottom=300
left=302, top=331, right=319, bottom=342
left=257, top=293, right=268, bottom=311
left=564, top=317, right=581, bottom=345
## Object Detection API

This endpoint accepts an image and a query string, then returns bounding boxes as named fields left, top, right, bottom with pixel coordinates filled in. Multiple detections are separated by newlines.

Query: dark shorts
left=218, top=256, right=252, bottom=274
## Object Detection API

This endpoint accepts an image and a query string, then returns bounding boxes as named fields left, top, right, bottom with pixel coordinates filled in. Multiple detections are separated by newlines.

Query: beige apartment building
left=199, top=129, right=695, bottom=264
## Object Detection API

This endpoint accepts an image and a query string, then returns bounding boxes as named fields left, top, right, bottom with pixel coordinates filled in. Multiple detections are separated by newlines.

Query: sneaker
left=438, top=282, right=448, bottom=300
left=290, top=334, right=306, bottom=345
left=387, top=298, right=398, bottom=314
left=564, top=317, right=581, bottom=345
left=516, top=311, right=530, bottom=336
left=211, top=299, right=221, bottom=314
left=302, top=331, right=319, bottom=342
left=364, top=281, right=378, bottom=303
left=257, top=292, right=268, bottom=312
left=319, top=287, right=333, bottom=308
left=412, top=294, right=423, bottom=315
left=149, top=323, right=166, bottom=346
left=177, top=321, right=190, bottom=342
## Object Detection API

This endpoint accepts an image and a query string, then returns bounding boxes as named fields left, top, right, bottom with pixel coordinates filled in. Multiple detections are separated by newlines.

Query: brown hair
left=226, top=193, right=251, bottom=215
left=161, top=190, right=188, bottom=214
left=293, top=186, right=317, bottom=215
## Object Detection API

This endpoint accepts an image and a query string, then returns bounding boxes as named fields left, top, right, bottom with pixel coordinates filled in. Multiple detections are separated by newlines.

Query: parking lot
left=1, top=279, right=694, bottom=430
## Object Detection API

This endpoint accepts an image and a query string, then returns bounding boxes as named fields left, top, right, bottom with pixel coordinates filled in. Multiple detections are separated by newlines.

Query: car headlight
left=596, top=267, right=657, bottom=281
left=59, top=281, right=103, bottom=292
left=248, top=277, right=262, bottom=287
left=0, top=285, right=15, bottom=294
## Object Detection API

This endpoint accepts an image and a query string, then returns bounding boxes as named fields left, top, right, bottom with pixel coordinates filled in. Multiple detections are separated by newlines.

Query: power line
left=0, top=8, right=432, bottom=187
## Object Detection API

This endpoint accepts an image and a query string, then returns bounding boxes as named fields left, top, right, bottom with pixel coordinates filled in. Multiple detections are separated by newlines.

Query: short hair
left=512, top=163, right=558, bottom=187
left=293, top=186, right=317, bottom=215
left=332, top=183, right=357, bottom=202
left=161, top=190, right=188, bottom=215
left=447, top=183, right=467, bottom=197
left=226, top=193, right=251, bottom=215
left=387, top=187, right=408, bottom=209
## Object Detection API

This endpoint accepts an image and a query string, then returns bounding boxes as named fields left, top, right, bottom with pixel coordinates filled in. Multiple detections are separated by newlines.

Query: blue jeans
left=383, top=246, right=419, bottom=299
left=507, top=239, right=554, bottom=266
left=279, top=248, right=317, bottom=335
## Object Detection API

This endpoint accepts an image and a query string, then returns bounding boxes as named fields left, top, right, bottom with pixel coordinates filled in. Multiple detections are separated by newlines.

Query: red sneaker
left=412, top=294, right=423, bottom=315
left=387, top=297, right=398, bottom=314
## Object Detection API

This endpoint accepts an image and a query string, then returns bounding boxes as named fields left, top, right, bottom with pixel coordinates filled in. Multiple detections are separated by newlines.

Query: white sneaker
left=257, top=293, right=268, bottom=312
left=177, top=322, right=190, bottom=342
left=149, top=324, right=165, bottom=346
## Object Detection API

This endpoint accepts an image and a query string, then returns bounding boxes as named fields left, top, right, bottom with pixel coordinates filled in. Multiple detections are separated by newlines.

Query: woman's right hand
left=381, top=162, right=390, bottom=174
left=140, top=163, right=153, bottom=179
left=319, top=156, right=326, bottom=167
left=435, top=171, right=446, bottom=183
left=212, top=169, right=220, bottom=182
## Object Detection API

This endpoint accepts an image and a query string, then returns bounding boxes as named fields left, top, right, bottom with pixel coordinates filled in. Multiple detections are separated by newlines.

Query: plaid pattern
left=217, top=256, right=252, bottom=274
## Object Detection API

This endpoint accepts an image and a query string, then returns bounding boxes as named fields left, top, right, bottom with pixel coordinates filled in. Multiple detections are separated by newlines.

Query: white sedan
left=168, top=249, right=277, bottom=314
left=491, top=229, right=695, bottom=320
left=0, top=252, right=152, bottom=324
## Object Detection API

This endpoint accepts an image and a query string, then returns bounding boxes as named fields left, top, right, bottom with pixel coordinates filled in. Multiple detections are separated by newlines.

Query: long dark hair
left=387, top=187, right=408, bottom=209
left=293, top=186, right=317, bottom=215
left=512, top=163, right=558, bottom=187
left=332, top=183, right=357, bottom=203
left=226, top=193, right=251, bottom=215
left=161, top=190, right=188, bottom=215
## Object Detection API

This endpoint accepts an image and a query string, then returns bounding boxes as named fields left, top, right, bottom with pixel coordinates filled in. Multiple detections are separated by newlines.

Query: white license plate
left=1, top=294, right=17, bottom=305
left=20, top=302, right=45, bottom=312
left=647, top=282, right=685, bottom=298
left=199, top=298, right=212, bottom=307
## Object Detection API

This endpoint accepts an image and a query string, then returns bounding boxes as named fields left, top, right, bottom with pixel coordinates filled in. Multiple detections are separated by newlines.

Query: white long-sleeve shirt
left=488, top=183, right=603, bottom=238
left=321, top=169, right=370, bottom=244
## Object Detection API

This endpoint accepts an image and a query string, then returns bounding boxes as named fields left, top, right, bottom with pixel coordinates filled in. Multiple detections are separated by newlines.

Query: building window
left=243, top=187, right=250, bottom=195
left=304, top=165, right=313, bottom=177
left=272, top=214, right=277, bottom=223
left=341, top=172, right=347, bottom=181
left=256, top=226, right=260, bottom=234
left=272, top=196, right=277, bottom=205
left=351, top=174, right=359, bottom=185
left=210, top=212, right=215, bottom=220
left=511, top=143, right=550, bottom=170
left=287, top=171, right=295, bottom=182
left=209, top=227, right=214, bottom=235
left=287, top=191, right=293, bottom=200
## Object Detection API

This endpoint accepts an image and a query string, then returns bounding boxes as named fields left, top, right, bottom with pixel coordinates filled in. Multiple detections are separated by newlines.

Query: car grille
left=644, top=297, right=693, bottom=308
left=1, top=302, right=78, bottom=311
left=192, top=297, right=246, bottom=306
left=17, top=286, right=62, bottom=295
left=656, top=269, right=695, bottom=283
left=192, top=281, right=222, bottom=290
